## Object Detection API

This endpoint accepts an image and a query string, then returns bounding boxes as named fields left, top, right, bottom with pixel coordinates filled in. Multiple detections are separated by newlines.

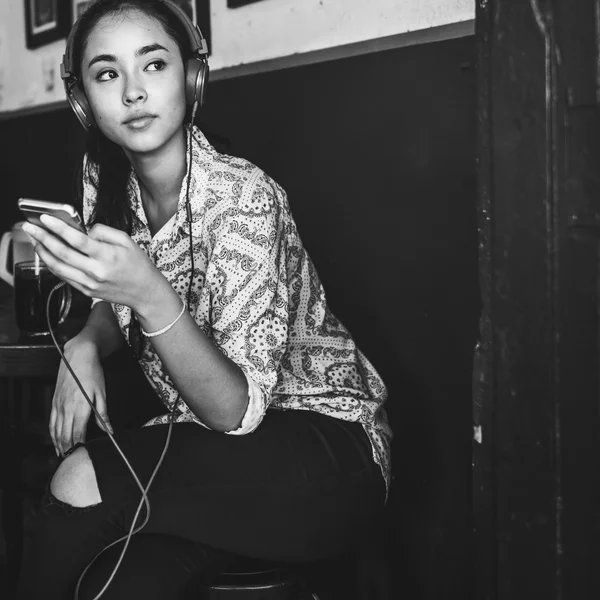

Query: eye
left=96, top=69, right=117, bottom=82
left=146, top=60, right=166, bottom=72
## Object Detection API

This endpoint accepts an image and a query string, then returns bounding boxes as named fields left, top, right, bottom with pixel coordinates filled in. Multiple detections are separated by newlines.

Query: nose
left=122, top=75, right=147, bottom=105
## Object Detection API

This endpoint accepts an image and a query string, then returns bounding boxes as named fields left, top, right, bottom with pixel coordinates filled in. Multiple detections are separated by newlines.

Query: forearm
left=135, top=287, right=249, bottom=432
left=67, top=301, right=124, bottom=359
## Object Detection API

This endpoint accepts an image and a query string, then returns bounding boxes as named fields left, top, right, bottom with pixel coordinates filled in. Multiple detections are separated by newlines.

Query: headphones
left=60, top=0, right=209, bottom=131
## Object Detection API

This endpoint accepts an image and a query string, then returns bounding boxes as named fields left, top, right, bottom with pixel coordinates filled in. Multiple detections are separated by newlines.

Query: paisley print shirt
left=82, top=126, right=392, bottom=492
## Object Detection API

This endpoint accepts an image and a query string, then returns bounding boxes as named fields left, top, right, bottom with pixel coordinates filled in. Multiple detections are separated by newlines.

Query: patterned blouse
left=82, top=126, right=392, bottom=492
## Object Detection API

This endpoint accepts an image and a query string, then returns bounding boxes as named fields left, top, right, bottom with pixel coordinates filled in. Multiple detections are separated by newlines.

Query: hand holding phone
left=18, top=198, right=86, bottom=236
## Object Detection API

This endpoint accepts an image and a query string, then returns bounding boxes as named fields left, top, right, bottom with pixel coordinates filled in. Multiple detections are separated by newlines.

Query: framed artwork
left=71, top=0, right=94, bottom=24
left=24, top=0, right=71, bottom=49
left=227, top=0, right=267, bottom=7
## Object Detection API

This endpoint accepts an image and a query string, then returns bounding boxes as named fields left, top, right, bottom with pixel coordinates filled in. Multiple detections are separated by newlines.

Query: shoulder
left=192, top=129, right=288, bottom=225
left=192, top=126, right=283, bottom=197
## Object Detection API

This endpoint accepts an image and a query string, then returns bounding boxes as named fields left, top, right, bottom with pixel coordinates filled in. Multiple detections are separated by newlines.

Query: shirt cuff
left=224, top=373, right=266, bottom=435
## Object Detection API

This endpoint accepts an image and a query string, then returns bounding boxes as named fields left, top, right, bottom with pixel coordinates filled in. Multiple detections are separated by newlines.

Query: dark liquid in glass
left=14, top=268, right=62, bottom=335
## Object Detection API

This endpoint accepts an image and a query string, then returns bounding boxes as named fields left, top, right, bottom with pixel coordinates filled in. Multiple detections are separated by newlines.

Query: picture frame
left=24, top=0, right=71, bottom=49
left=71, top=0, right=93, bottom=24
left=227, top=0, right=267, bottom=7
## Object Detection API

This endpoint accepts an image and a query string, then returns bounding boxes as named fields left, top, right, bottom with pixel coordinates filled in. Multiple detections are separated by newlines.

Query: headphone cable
left=45, top=107, right=198, bottom=599
left=46, top=280, right=179, bottom=600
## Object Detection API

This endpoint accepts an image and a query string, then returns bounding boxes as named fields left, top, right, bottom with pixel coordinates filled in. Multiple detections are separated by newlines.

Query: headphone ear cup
left=185, top=58, right=209, bottom=108
left=68, top=83, right=96, bottom=130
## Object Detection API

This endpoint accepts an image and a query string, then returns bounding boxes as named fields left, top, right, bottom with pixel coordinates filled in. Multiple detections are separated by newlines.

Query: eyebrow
left=87, top=43, right=169, bottom=68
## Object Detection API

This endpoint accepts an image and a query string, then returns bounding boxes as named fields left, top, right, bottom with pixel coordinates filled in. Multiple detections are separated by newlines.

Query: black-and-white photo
left=227, top=0, right=268, bottom=7
left=24, top=0, right=70, bottom=48
left=31, top=0, right=56, bottom=32
left=72, top=0, right=94, bottom=23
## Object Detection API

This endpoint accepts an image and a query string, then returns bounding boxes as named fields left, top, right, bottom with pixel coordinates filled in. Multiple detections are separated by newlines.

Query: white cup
left=0, top=221, right=37, bottom=286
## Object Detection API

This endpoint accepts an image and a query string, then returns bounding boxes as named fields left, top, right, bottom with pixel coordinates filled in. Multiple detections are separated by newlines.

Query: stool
left=199, top=557, right=320, bottom=600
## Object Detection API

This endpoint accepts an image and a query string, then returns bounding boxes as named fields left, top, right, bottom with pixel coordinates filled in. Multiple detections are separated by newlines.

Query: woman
left=17, top=1, right=392, bottom=598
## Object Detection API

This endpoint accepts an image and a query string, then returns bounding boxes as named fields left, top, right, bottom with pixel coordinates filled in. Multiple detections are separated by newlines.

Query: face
left=81, top=9, right=187, bottom=158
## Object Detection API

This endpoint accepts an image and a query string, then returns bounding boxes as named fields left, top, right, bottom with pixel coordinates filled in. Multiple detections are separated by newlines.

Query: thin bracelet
left=141, top=299, right=187, bottom=338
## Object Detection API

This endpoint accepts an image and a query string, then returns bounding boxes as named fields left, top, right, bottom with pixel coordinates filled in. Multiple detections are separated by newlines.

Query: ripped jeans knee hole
left=42, top=482, right=102, bottom=514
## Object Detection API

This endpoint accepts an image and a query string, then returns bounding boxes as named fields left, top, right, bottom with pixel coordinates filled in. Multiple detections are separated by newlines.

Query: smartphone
left=18, top=198, right=86, bottom=235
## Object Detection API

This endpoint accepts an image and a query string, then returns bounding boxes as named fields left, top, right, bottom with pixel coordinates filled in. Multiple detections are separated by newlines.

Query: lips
left=123, top=113, right=157, bottom=126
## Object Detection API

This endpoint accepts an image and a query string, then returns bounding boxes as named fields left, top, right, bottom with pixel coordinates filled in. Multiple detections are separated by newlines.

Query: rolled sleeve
left=224, top=373, right=266, bottom=435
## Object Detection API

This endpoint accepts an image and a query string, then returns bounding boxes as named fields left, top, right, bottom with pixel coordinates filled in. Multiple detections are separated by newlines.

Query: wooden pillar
left=474, top=0, right=600, bottom=597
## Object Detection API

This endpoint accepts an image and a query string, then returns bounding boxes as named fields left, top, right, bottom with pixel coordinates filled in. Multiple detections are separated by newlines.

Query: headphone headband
left=61, top=0, right=209, bottom=130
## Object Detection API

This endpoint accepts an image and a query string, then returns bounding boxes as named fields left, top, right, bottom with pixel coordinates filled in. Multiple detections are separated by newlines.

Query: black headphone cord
left=44, top=101, right=199, bottom=600
left=46, top=280, right=177, bottom=600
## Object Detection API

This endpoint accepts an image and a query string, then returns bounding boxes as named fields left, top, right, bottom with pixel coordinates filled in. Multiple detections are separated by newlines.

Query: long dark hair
left=71, top=0, right=194, bottom=233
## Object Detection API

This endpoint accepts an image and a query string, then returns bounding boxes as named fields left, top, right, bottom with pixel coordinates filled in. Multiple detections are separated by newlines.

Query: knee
left=50, top=447, right=102, bottom=508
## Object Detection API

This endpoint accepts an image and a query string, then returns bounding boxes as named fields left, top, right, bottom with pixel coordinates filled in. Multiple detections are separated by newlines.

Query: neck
left=125, top=127, right=188, bottom=209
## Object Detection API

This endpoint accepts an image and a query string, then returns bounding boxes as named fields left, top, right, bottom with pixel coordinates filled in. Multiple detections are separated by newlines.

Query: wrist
left=130, top=268, right=172, bottom=317
left=64, top=334, right=100, bottom=359
left=141, top=299, right=187, bottom=338
left=134, top=280, right=184, bottom=331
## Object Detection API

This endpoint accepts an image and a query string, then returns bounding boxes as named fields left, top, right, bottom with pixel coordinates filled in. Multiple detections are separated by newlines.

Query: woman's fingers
left=21, top=222, right=103, bottom=293
left=23, top=220, right=89, bottom=268
left=49, top=406, right=59, bottom=456
left=38, top=214, right=94, bottom=256
left=50, top=341, right=107, bottom=457
left=27, top=219, right=151, bottom=310
left=72, top=408, right=88, bottom=447
left=54, top=395, right=107, bottom=456
left=59, top=407, right=91, bottom=456
left=94, top=395, right=114, bottom=435
left=30, top=245, right=96, bottom=293
left=54, top=409, right=66, bottom=457
left=62, top=413, right=76, bottom=456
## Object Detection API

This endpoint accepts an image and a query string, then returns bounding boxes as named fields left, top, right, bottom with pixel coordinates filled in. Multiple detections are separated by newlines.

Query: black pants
left=16, top=388, right=385, bottom=600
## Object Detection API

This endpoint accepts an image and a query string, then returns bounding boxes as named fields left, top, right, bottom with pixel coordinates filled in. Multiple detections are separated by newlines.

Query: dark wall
left=0, top=35, right=478, bottom=599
